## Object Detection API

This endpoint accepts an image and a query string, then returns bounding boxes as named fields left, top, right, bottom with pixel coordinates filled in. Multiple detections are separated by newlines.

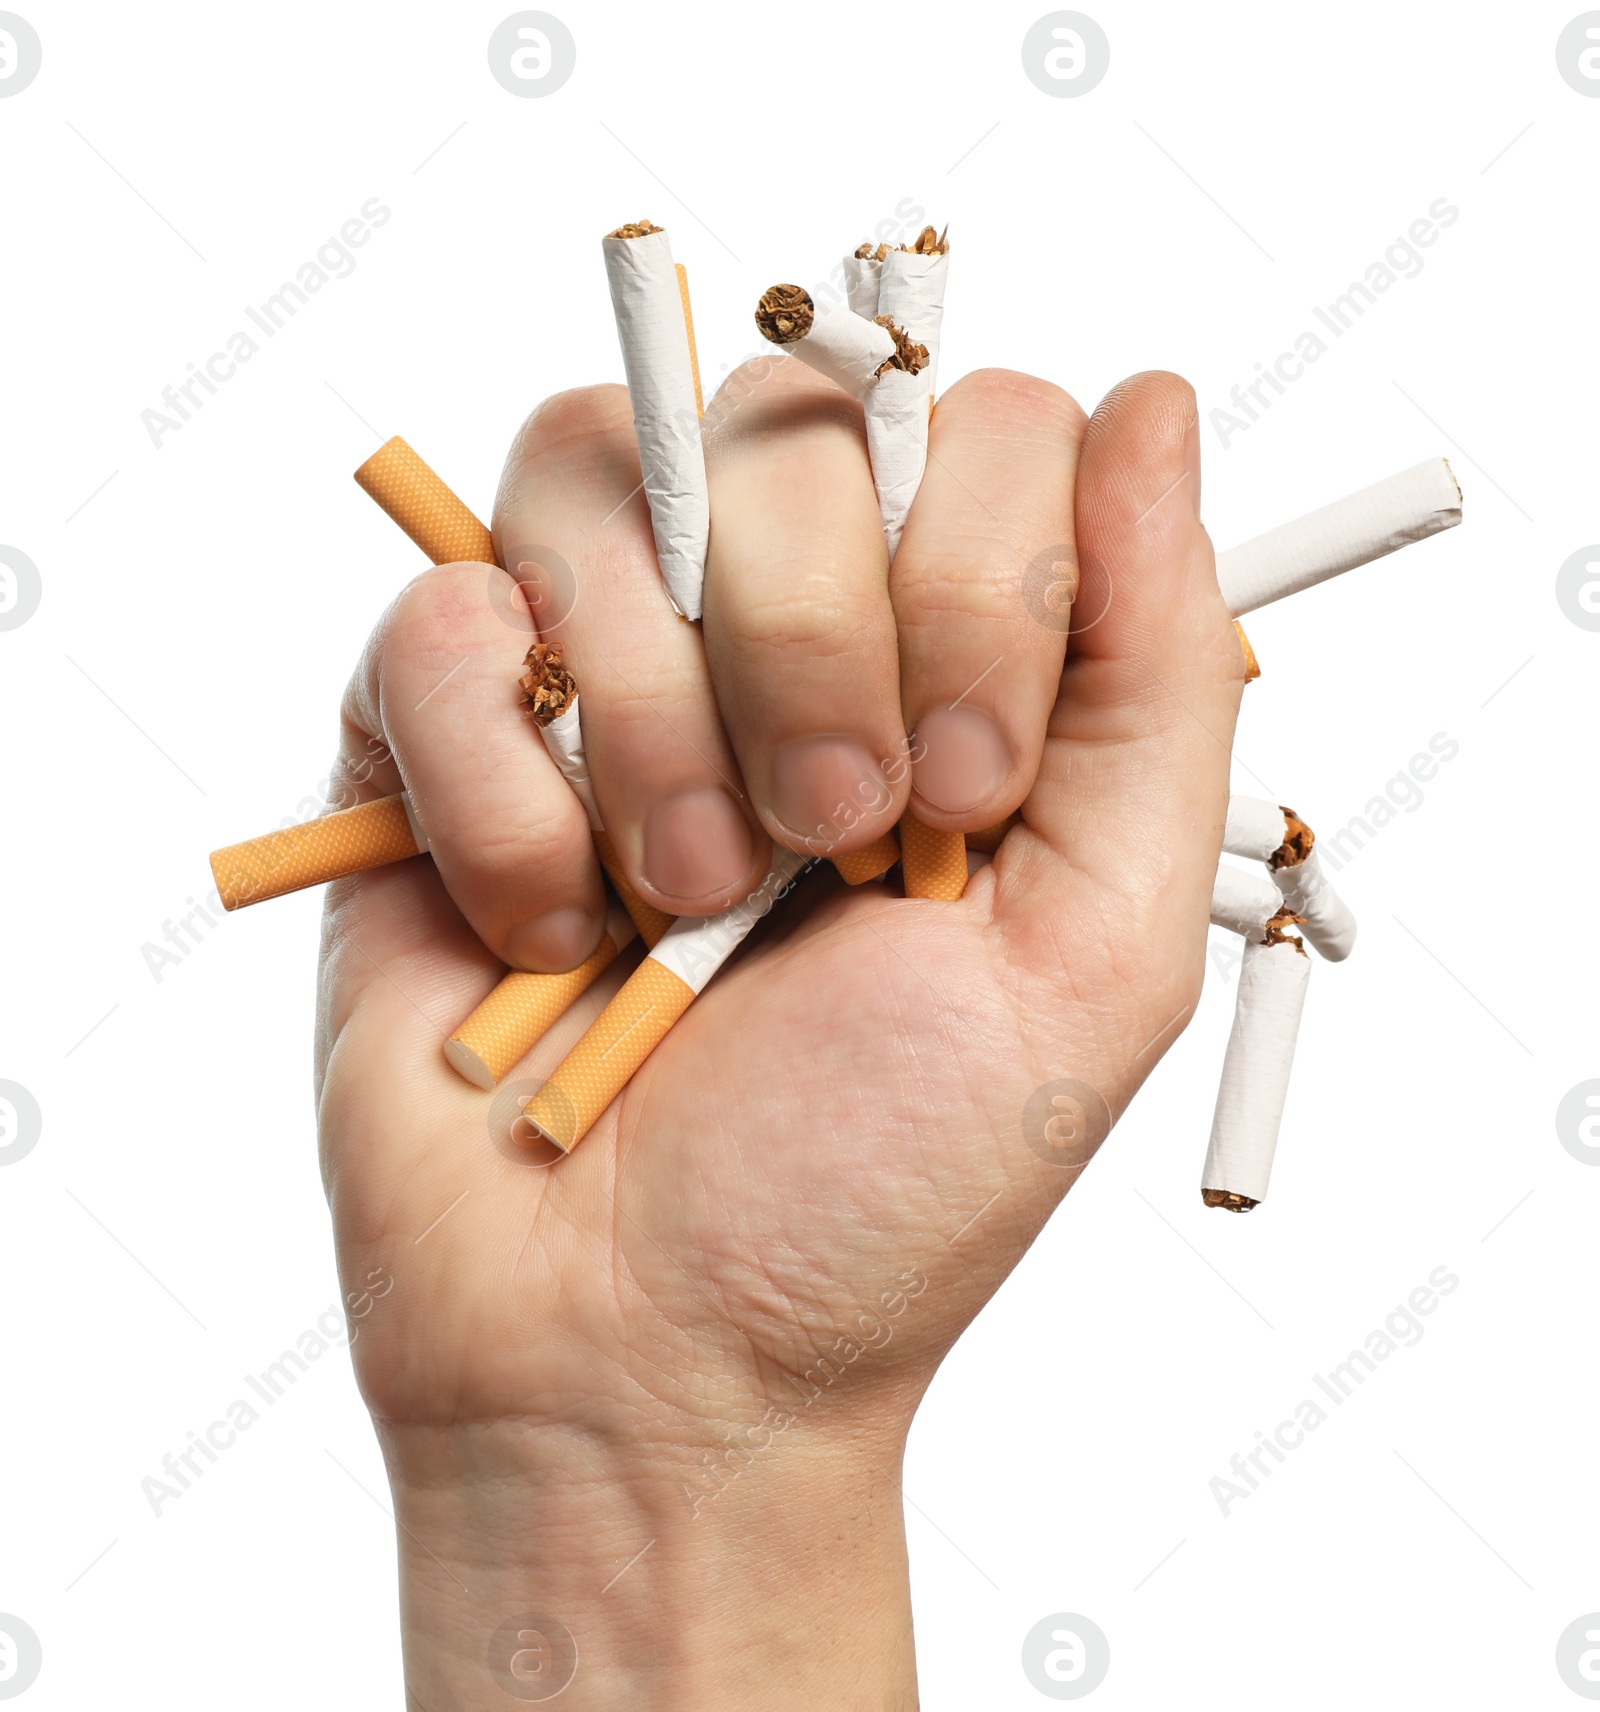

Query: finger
left=1014, top=370, right=1242, bottom=900
left=493, top=386, right=771, bottom=916
left=340, top=562, right=607, bottom=972
left=892, top=368, right=1087, bottom=830
left=702, top=358, right=909, bottom=856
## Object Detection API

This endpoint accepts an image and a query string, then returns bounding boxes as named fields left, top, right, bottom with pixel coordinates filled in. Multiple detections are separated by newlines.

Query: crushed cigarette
left=518, top=642, right=579, bottom=724
left=1216, top=458, right=1461, bottom=617
left=602, top=221, right=710, bottom=620
left=1222, top=797, right=1355, bottom=961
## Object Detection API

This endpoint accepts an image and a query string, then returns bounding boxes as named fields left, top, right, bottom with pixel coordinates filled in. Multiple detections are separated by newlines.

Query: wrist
left=380, top=1411, right=918, bottom=1708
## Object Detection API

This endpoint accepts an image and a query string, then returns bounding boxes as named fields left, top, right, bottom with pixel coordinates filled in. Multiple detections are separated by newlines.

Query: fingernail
left=912, top=706, right=1009, bottom=814
left=643, top=787, right=754, bottom=903
left=770, top=735, right=885, bottom=843
left=505, top=905, right=602, bottom=973
left=1185, top=417, right=1202, bottom=519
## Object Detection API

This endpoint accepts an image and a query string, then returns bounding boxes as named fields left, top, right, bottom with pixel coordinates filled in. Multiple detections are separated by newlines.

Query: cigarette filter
left=1209, top=862, right=1288, bottom=941
left=1234, top=621, right=1261, bottom=681
left=830, top=829, right=901, bottom=886
left=754, top=287, right=898, bottom=400
left=353, top=437, right=496, bottom=566
left=1271, top=848, right=1356, bottom=962
left=877, top=227, right=948, bottom=393
left=842, top=243, right=887, bottom=319
left=444, top=904, right=639, bottom=1089
left=603, top=222, right=710, bottom=621
left=1202, top=936, right=1311, bottom=1210
left=1215, top=458, right=1461, bottom=617
left=900, top=812, right=968, bottom=901
left=210, top=791, right=427, bottom=911
left=523, top=848, right=810, bottom=1151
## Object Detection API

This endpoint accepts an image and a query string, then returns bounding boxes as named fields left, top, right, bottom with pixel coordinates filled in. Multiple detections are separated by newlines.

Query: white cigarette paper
left=538, top=700, right=601, bottom=830
left=842, top=246, right=885, bottom=320
left=878, top=244, right=947, bottom=393
left=1222, top=796, right=1290, bottom=864
left=864, top=368, right=932, bottom=559
left=756, top=288, right=897, bottom=400
left=1271, top=849, right=1356, bottom=962
left=1215, top=458, right=1461, bottom=617
left=1202, top=937, right=1312, bottom=1208
left=602, top=224, right=710, bottom=621
left=648, top=846, right=810, bottom=994
left=1210, top=862, right=1286, bottom=940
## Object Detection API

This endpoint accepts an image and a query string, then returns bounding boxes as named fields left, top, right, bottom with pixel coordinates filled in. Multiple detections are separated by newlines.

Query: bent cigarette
left=900, top=812, right=968, bottom=902
left=754, top=286, right=910, bottom=400
left=444, top=903, right=638, bottom=1089
left=524, top=848, right=810, bottom=1151
left=603, top=221, right=710, bottom=621
left=353, top=437, right=496, bottom=566
left=1216, top=458, right=1461, bottom=617
left=1221, top=797, right=1355, bottom=960
left=1202, top=936, right=1311, bottom=1211
left=877, top=225, right=948, bottom=393
left=1271, top=847, right=1356, bottom=962
left=864, top=364, right=932, bottom=558
left=1210, top=862, right=1296, bottom=941
left=209, top=791, right=428, bottom=911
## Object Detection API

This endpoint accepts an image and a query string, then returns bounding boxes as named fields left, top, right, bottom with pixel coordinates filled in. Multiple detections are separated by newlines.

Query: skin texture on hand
left=314, top=363, right=1240, bottom=1708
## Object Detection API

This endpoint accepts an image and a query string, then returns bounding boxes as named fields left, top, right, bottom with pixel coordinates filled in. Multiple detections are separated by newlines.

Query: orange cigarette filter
left=353, top=437, right=496, bottom=566
left=445, top=924, right=630, bottom=1090
left=831, top=829, right=901, bottom=886
left=210, top=793, right=423, bottom=911
left=899, top=813, right=968, bottom=901
left=1234, top=620, right=1261, bottom=682
left=522, top=957, right=696, bottom=1150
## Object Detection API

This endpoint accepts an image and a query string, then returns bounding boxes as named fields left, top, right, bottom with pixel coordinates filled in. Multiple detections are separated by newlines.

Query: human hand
left=315, top=360, right=1239, bottom=1708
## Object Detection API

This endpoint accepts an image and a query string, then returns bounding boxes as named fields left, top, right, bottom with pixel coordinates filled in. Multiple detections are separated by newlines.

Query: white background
left=2, top=1, right=1596, bottom=1706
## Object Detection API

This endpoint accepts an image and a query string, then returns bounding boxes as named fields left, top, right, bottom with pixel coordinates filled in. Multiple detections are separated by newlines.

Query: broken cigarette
left=444, top=903, right=639, bottom=1089
left=603, top=220, right=710, bottom=620
left=1222, top=797, right=1355, bottom=961
left=209, top=791, right=429, bottom=910
left=1201, top=935, right=1312, bottom=1211
left=900, top=812, right=969, bottom=902
left=842, top=242, right=887, bottom=319
left=1210, top=861, right=1297, bottom=942
left=353, top=436, right=496, bottom=566
left=1215, top=458, right=1461, bottom=617
left=523, top=848, right=811, bottom=1151
left=876, top=225, right=948, bottom=393
left=754, top=286, right=917, bottom=400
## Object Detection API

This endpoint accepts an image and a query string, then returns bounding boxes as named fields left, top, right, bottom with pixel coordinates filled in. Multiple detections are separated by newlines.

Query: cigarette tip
left=1202, top=1189, right=1259, bottom=1213
left=443, top=1038, right=496, bottom=1092
left=755, top=285, right=813, bottom=345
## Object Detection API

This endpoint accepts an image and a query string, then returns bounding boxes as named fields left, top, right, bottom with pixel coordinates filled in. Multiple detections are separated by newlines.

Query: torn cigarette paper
left=1216, top=458, right=1461, bottom=617
left=755, top=287, right=897, bottom=400
left=1202, top=937, right=1311, bottom=1208
left=603, top=223, right=709, bottom=620
left=1272, top=849, right=1356, bottom=962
